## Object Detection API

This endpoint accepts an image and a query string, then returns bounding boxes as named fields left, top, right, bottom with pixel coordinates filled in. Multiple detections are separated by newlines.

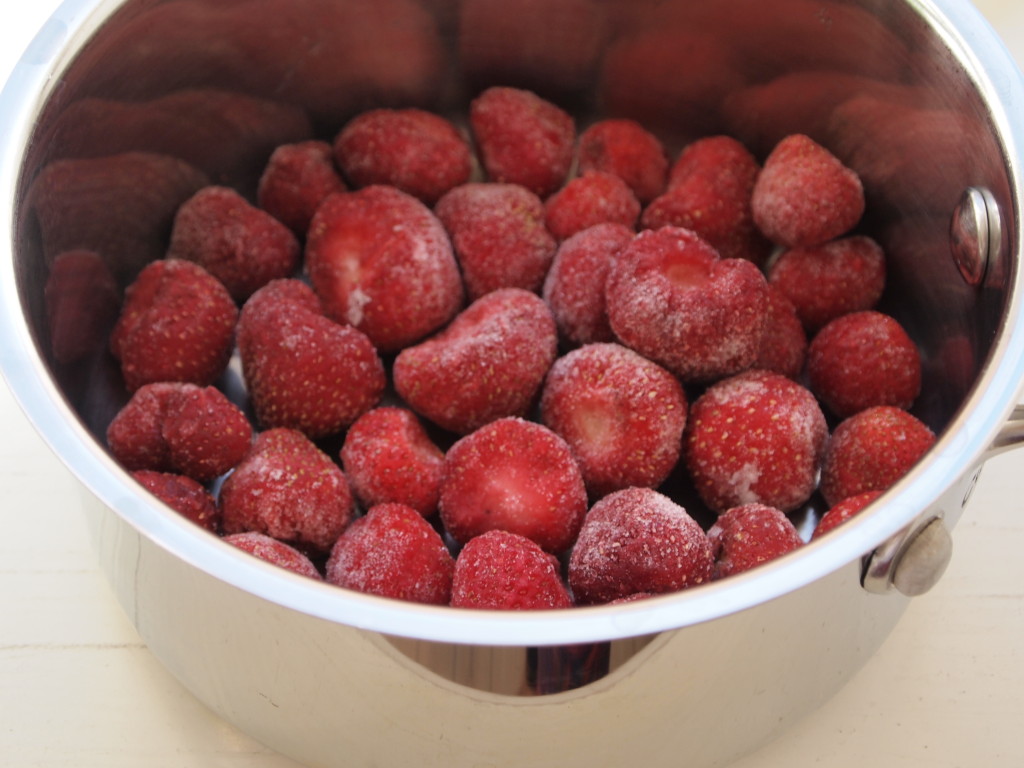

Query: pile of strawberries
left=102, top=86, right=935, bottom=610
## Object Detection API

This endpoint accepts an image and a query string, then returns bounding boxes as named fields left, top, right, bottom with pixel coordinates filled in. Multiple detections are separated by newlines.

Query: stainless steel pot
left=3, top=1, right=1024, bottom=766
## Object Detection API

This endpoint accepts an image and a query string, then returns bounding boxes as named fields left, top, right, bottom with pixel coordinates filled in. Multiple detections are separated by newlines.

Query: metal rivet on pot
left=950, top=186, right=1000, bottom=286
left=890, top=518, right=954, bottom=596
left=862, top=516, right=953, bottom=597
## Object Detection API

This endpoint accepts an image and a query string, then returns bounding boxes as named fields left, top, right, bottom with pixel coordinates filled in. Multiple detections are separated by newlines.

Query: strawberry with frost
left=439, top=417, right=588, bottom=554
left=238, top=279, right=385, bottom=439
left=393, top=288, right=557, bottom=435
left=219, top=428, right=354, bottom=556
left=450, top=530, right=572, bottom=610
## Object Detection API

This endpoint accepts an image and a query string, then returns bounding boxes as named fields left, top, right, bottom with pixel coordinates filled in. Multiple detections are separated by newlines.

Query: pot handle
left=984, top=404, right=1024, bottom=459
left=863, top=403, right=1024, bottom=597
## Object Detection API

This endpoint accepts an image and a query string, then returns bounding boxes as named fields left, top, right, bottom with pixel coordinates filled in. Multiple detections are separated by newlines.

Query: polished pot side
left=3, top=0, right=1024, bottom=765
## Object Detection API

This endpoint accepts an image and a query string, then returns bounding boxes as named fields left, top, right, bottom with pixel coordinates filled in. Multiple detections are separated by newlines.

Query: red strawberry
left=450, top=530, right=572, bottom=610
left=340, top=407, right=445, bottom=518
left=543, top=170, right=640, bottom=241
left=577, top=118, right=668, bottom=205
left=469, top=86, right=575, bottom=198
left=107, top=382, right=183, bottom=473
left=751, top=133, right=865, bottom=248
left=257, top=140, right=347, bottom=235
left=541, top=222, right=634, bottom=347
left=223, top=532, right=322, bottom=580
left=806, top=310, right=922, bottom=419
left=435, top=182, right=557, bottom=301
left=393, top=288, right=557, bottom=434
left=167, top=185, right=301, bottom=302
left=540, top=343, right=687, bottom=498
left=325, top=503, right=454, bottom=605
left=238, top=279, right=386, bottom=439
left=707, top=503, right=804, bottom=579
left=684, top=369, right=828, bottom=513
left=605, top=226, right=770, bottom=383
left=305, top=185, right=464, bottom=351
left=820, top=406, right=935, bottom=507
left=767, top=235, right=886, bottom=333
left=110, top=258, right=237, bottom=392
left=333, top=108, right=472, bottom=204
left=108, top=382, right=251, bottom=483
left=568, top=487, right=713, bottom=605
left=812, top=490, right=883, bottom=540
left=132, top=469, right=220, bottom=533
left=219, top=428, right=354, bottom=555
left=642, top=135, right=771, bottom=265
left=439, top=417, right=588, bottom=554
left=754, top=285, right=807, bottom=380
left=161, top=384, right=253, bottom=482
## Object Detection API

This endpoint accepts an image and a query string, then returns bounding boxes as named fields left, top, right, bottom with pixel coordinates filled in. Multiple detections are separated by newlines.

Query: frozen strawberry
left=754, top=285, right=807, bottom=380
left=161, top=384, right=253, bottom=482
left=237, top=276, right=322, bottom=322
left=110, top=382, right=251, bottom=482
left=305, top=185, right=464, bottom=351
left=393, top=288, right=557, bottom=434
left=325, top=503, right=454, bottom=605
left=132, top=469, right=220, bottom=533
left=543, top=171, right=640, bottom=241
left=238, top=279, right=385, bottom=439
left=820, top=406, right=935, bottom=507
left=751, top=133, right=865, bottom=248
left=642, top=135, right=772, bottom=265
left=807, top=310, right=922, bottom=419
left=605, top=226, right=770, bottom=383
left=167, top=185, right=301, bottom=302
left=767, top=235, right=886, bottom=332
left=434, top=182, right=557, bottom=300
left=439, top=417, right=588, bottom=553
left=577, top=118, right=668, bottom=205
left=340, top=407, right=445, bottom=518
left=333, top=108, right=472, bottom=204
left=812, top=490, right=882, bottom=540
left=469, top=86, right=575, bottom=198
left=568, top=487, right=713, bottom=605
left=684, top=369, right=828, bottom=513
left=540, top=343, right=687, bottom=498
left=44, top=249, right=120, bottom=365
left=219, top=428, right=354, bottom=555
left=223, top=532, right=322, bottom=580
left=110, top=259, right=237, bottom=392
left=541, top=223, right=634, bottom=346
left=450, top=530, right=572, bottom=610
left=257, top=140, right=347, bottom=235
left=707, top=503, right=803, bottom=579
left=107, top=382, right=185, bottom=473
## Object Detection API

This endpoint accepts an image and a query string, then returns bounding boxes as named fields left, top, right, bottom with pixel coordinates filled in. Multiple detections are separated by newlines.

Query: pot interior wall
left=12, top=0, right=1017, bottom=526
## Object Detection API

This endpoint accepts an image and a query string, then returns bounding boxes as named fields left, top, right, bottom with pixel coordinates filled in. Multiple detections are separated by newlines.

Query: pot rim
left=2, top=0, right=1023, bottom=646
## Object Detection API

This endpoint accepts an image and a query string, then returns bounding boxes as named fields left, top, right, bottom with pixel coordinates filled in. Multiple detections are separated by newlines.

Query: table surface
left=3, top=2, right=1024, bottom=766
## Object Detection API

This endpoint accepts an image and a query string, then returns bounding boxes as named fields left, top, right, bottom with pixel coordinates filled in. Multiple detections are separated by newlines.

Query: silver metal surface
left=891, top=518, right=954, bottom=596
left=951, top=187, right=999, bottom=286
left=862, top=515, right=954, bottom=596
left=3, top=0, right=1024, bottom=766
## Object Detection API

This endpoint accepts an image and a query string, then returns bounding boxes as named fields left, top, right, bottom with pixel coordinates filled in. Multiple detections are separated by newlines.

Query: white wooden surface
left=2, top=2, right=1024, bottom=766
